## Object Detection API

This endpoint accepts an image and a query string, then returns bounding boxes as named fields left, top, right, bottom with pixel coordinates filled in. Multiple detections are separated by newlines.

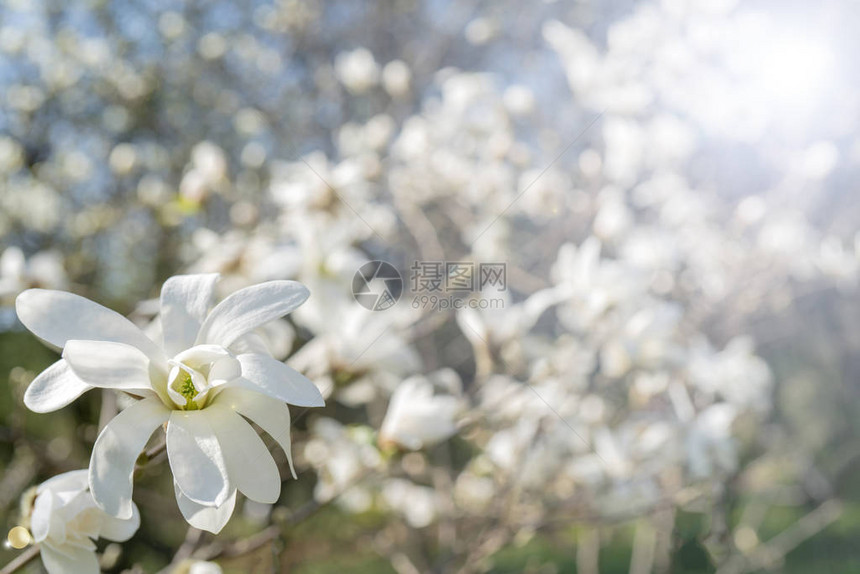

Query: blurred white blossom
left=28, top=470, right=140, bottom=574
left=379, top=370, right=463, bottom=450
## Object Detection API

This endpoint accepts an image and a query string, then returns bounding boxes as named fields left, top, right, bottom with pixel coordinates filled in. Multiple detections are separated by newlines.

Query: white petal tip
left=254, top=490, right=281, bottom=505
left=200, top=522, right=226, bottom=535
left=289, top=390, right=325, bottom=408
left=23, top=394, right=52, bottom=413
left=14, top=288, right=40, bottom=309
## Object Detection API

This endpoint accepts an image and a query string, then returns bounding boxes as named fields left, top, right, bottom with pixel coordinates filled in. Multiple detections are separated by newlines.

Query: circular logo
left=352, top=260, right=403, bottom=311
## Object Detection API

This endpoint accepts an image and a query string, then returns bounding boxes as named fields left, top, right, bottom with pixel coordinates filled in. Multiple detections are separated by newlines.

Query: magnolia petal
left=42, top=536, right=93, bottom=560
left=167, top=388, right=187, bottom=408
left=174, top=482, right=236, bottom=534
left=30, top=491, right=54, bottom=543
left=58, top=494, right=100, bottom=546
left=196, top=281, right=309, bottom=348
left=206, top=403, right=281, bottom=504
left=167, top=411, right=230, bottom=507
left=24, top=360, right=93, bottom=413
left=60, top=532, right=97, bottom=553
left=208, top=357, right=241, bottom=386
left=233, top=354, right=324, bottom=407
left=63, top=340, right=154, bottom=391
left=99, top=502, right=140, bottom=542
left=174, top=345, right=232, bottom=367
left=90, top=397, right=170, bottom=519
left=160, top=274, right=220, bottom=357
left=39, top=493, right=69, bottom=545
left=229, top=332, right=271, bottom=355
left=16, top=289, right=163, bottom=362
left=216, top=387, right=297, bottom=479
left=40, top=542, right=100, bottom=574
left=37, top=469, right=89, bottom=496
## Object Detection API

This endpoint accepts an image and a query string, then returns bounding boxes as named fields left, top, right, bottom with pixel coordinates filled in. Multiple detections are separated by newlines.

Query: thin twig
left=390, top=552, right=422, bottom=574
left=577, top=528, right=600, bottom=574
left=0, top=545, right=40, bottom=574
left=134, top=439, right=167, bottom=476
left=157, top=527, right=204, bottom=574
left=218, top=525, right=280, bottom=559
left=457, top=529, right=512, bottom=574
left=193, top=469, right=378, bottom=563
left=715, top=499, right=843, bottom=574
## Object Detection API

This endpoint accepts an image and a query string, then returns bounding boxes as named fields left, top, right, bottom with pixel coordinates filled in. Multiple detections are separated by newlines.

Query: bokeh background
left=2, top=0, right=860, bottom=572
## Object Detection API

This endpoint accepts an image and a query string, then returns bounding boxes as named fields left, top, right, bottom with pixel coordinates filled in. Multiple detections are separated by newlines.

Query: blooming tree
left=1, top=0, right=859, bottom=573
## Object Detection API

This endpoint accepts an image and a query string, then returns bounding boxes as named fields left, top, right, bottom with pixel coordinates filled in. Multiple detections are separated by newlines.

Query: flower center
left=173, top=369, right=200, bottom=410
left=167, top=364, right=206, bottom=411
left=160, top=345, right=242, bottom=411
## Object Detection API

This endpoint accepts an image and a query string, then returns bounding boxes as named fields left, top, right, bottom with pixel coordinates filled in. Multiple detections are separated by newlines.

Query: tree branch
left=0, top=546, right=39, bottom=574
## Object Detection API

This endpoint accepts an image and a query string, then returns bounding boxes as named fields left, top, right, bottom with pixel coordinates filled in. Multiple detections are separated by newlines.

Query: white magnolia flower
left=378, top=370, right=463, bottom=450
left=29, top=470, right=140, bottom=574
left=17, top=275, right=325, bottom=533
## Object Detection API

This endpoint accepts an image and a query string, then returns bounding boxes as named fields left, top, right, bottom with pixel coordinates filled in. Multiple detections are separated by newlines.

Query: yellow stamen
left=174, top=370, right=199, bottom=411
